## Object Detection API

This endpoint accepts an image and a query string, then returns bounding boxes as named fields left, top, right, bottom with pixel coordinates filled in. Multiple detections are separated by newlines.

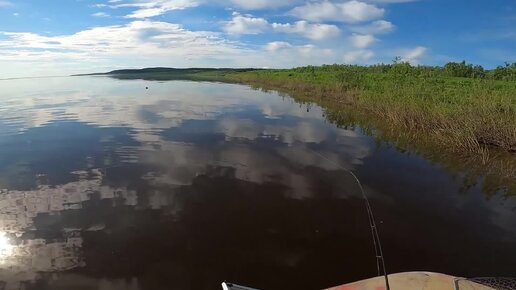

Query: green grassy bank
left=226, top=65, right=516, bottom=154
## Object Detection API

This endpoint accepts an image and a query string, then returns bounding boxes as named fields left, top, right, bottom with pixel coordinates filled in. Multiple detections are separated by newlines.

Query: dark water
left=0, top=77, right=514, bottom=290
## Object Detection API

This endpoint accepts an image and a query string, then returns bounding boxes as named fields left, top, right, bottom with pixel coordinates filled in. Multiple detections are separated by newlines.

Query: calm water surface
left=0, top=77, right=514, bottom=290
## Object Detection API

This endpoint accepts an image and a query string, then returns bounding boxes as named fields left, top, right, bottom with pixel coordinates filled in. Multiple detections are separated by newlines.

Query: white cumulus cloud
left=351, top=20, right=395, bottom=34
left=289, top=0, right=384, bottom=23
left=350, top=33, right=376, bottom=48
left=401, top=46, right=427, bottom=63
left=343, top=49, right=375, bottom=63
left=228, top=0, right=297, bottom=10
left=104, top=0, right=200, bottom=18
left=224, top=14, right=340, bottom=40
left=264, top=42, right=335, bottom=61
left=265, top=41, right=293, bottom=52
left=271, top=21, right=340, bottom=40
left=224, top=13, right=269, bottom=34
left=92, top=12, right=111, bottom=17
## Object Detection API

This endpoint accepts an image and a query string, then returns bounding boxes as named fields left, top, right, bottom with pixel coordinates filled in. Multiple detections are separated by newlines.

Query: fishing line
left=306, top=147, right=391, bottom=290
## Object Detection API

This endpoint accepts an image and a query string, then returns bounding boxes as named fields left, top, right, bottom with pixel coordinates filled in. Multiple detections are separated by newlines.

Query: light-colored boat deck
left=325, top=272, right=495, bottom=290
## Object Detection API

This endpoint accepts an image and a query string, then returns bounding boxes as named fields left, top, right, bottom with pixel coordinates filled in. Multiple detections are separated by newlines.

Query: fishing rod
left=306, top=147, right=391, bottom=290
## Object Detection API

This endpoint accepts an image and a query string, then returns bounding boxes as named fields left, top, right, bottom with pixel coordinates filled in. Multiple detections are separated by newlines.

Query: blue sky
left=0, top=0, right=514, bottom=77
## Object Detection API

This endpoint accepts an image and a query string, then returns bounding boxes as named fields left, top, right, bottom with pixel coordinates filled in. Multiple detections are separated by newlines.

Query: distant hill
left=73, top=67, right=257, bottom=76
left=72, top=67, right=260, bottom=81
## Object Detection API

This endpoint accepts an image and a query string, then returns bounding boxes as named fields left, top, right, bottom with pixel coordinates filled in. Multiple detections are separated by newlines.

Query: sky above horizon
left=0, top=0, right=515, bottom=78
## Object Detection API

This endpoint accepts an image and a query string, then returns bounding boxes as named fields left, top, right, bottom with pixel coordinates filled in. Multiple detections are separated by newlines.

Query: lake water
left=0, top=77, right=514, bottom=290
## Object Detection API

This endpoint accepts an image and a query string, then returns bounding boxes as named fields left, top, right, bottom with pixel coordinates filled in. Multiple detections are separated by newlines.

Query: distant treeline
left=80, top=62, right=516, bottom=82
left=292, top=61, right=516, bottom=81
left=107, top=67, right=257, bottom=75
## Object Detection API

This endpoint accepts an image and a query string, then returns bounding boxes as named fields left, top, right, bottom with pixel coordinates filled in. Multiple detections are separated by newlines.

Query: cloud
left=400, top=46, right=427, bottom=63
left=0, top=0, right=12, bottom=7
left=264, top=41, right=335, bottom=59
left=224, top=13, right=340, bottom=40
left=289, top=0, right=384, bottom=23
left=0, top=20, right=242, bottom=62
left=224, top=13, right=269, bottom=34
left=343, top=49, right=374, bottom=63
left=228, top=0, right=297, bottom=10
left=264, top=41, right=334, bottom=59
left=92, top=12, right=110, bottom=17
left=90, top=4, right=108, bottom=8
left=265, top=41, right=292, bottom=52
left=272, top=21, right=340, bottom=40
left=106, top=0, right=200, bottom=18
left=350, top=33, right=376, bottom=48
left=351, top=20, right=395, bottom=34
left=109, top=0, right=299, bottom=14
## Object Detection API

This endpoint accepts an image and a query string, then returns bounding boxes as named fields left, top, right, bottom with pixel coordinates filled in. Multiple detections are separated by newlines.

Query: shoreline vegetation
left=76, top=62, right=516, bottom=195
